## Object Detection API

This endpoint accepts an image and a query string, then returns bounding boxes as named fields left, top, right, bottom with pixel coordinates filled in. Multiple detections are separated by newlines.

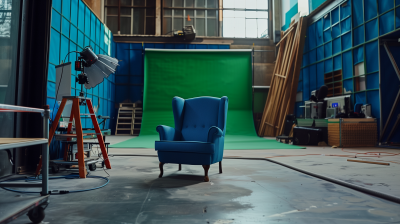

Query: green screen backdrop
left=110, top=49, right=302, bottom=150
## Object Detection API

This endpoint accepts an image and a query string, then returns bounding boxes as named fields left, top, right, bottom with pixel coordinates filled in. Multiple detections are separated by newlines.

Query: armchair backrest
left=172, top=96, right=228, bottom=142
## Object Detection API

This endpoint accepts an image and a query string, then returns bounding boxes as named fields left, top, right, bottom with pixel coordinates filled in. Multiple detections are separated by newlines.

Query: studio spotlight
left=75, top=46, right=119, bottom=91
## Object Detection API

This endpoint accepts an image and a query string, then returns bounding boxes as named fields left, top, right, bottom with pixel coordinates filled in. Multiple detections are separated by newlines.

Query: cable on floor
left=0, top=174, right=109, bottom=195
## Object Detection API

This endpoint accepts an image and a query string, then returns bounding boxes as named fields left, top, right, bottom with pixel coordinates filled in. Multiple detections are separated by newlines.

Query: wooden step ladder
left=115, top=103, right=142, bottom=135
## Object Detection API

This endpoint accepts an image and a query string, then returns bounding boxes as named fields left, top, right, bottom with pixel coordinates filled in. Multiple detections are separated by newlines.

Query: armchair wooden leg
left=202, top=165, right=210, bottom=182
left=219, top=161, right=222, bottom=174
left=159, top=162, right=165, bottom=178
left=179, top=164, right=181, bottom=171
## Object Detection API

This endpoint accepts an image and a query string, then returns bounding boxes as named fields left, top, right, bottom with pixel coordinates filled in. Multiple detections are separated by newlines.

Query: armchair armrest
left=156, top=125, right=176, bottom=141
left=207, top=126, right=223, bottom=143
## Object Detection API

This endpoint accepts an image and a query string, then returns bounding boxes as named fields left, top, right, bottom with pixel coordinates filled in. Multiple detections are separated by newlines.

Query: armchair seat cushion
left=155, top=141, right=215, bottom=154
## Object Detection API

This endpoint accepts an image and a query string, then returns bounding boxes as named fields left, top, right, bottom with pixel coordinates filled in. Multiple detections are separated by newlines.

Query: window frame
left=162, top=0, right=219, bottom=36
left=105, top=0, right=156, bottom=35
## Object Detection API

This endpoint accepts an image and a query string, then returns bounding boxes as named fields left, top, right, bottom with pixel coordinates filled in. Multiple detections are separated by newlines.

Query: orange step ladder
left=35, top=96, right=111, bottom=178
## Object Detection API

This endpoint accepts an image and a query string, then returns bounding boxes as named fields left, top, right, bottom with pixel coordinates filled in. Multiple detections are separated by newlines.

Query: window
left=163, top=0, right=218, bottom=36
left=223, top=0, right=268, bottom=38
left=0, top=0, right=21, bottom=139
left=105, top=0, right=156, bottom=35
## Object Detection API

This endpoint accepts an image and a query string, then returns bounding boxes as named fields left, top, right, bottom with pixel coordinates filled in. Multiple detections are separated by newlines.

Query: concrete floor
left=106, top=136, right=400, bottom=199
left=1, top=135, right=400, bottom=223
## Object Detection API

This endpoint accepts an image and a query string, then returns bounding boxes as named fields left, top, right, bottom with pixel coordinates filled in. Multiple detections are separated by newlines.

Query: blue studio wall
left=48, top=0, right=115, bottom=157
left=296, top=0, right=400, bottom=143
left=113, top=43, right=230, bottom=105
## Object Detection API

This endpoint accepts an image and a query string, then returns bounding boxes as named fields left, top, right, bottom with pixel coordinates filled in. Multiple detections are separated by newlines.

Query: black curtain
left=15, top=0, right=52, bottom=172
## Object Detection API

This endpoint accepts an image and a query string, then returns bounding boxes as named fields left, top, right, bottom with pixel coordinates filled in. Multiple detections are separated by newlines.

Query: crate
left=328, top=118, right=377, bottom=147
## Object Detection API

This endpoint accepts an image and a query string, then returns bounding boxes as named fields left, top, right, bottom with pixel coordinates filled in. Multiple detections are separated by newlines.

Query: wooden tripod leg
left=219, top=161, right=222, bottom=174
left=202, top=165, right=210, bottom=182
left=179, top=164, right=181, bottom=171
left=35, top=98, right=68, bottom=176
left=159, top=162, right=165, bottom=178
left=72, top=98, right=87, bottom=178
left=86, top=99, right=111, bottom=169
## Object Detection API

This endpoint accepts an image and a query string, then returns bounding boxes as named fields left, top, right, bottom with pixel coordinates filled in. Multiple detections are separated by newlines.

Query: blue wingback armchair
left=155, top=96, right=228, bottom=182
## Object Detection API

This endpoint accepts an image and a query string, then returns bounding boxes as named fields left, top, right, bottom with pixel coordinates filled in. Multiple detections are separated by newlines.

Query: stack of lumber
left=258, top=16, right=308, bottom=137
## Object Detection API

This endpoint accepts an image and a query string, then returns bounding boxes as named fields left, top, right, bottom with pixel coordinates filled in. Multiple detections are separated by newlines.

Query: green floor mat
left=110, top=49, right=303, bottom=150
left=110, top=135, right=303, bottom=149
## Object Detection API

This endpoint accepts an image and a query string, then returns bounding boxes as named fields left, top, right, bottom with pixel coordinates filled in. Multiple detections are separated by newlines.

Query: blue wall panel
left=342, top=51, right=353, bottom=79
left=49, top=0, right=116, bottom=158
left=365, top=41, right=379, bottom=73
left=365, top=19, right=378, bottom=41
left=298, top=0, right=400, bottom=143
left=353, top=0, right=363, bottom=27
left=380, top=10, right=395, bottom=35
left=365, top=0, right=378, bottom=21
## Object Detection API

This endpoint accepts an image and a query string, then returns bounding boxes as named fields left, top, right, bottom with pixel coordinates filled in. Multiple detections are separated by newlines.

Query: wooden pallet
left=115, top=103, right=142, bottom=135
left=258, top=16, right=308, bottom=137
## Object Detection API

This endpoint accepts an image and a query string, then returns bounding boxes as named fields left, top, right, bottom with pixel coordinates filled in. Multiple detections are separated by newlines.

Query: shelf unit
left=324, top=70, right=343, bottom=97
left=0, top=104, right=50, bottom=224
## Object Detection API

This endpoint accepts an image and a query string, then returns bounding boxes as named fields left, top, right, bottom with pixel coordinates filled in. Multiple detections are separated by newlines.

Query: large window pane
left=257, top=19, right=268, bottom=37
left=133, top=8, right=145, bottom=34
left=122, top=0, right=132, bottom=6
left=164, top=9, right=172, bottom=16
left=207, top=18, right=216, bottom=36
left=246, top=0, right=257, bottom=9
left=196, top=0, right=205, bottom=7
left=107, top=7, right=118, bottom=15
left=120, top=17, right=131, bottom=34
left=246, top=18, right=257, bottom=37
left=235, top=10, right=245, bottom=17
left=147, top=0, right=156, bottom=7
left=173, top=0, right=183, bottom=7
left=185, top=9, right=194, bottom=26
left=186, top=9, right=194, bottom=17
left=196, top=18, right=205, bottom=36
left=164, top=0, right=172, bottom=7
left=257, top=11, right=268, bottom=18
left=223, top=0, right=234, bottom=8
left=223, top=17, right=235, bottom=36
left=207, top=10, right=216, bottom=17
left=163, top=17, right=172, bottom=33
left=185, top=0, right=194, bottom=7
left=174, top=9, right=183, bottom=16
left=207, top=0, right=217, bottom=8
left=257, top=0, right=268, bottom=9
left=174, top=18, right=183, bottom=30
left=223, top=10, right=235, bottom=17
left=146, top=8, right=155, bottom=16
left=222, top=0, right=269, bottom=38
left=107, top=0, right=119, bottom=5
left=234, top=0, right=245, bottom=8
left=0, top=0, right=21, bottom=139
left=146, top=17, right=155, bottom=34
left=121, top=8, right=131, bottom=15
left=134, top=0, right=145, bottom=6
left=106, top=16, right=118, bottom=34
left=246, top=10, right=257, bottom=18
left=185, top=17, right=194, bottom=26
left=234, top=17, right=245, bottom=37
left=196, top=9, right=205, bottom=17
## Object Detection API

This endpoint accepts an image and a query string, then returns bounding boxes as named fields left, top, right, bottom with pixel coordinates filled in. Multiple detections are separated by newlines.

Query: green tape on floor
left=110, top=50, right=303, bottom=150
